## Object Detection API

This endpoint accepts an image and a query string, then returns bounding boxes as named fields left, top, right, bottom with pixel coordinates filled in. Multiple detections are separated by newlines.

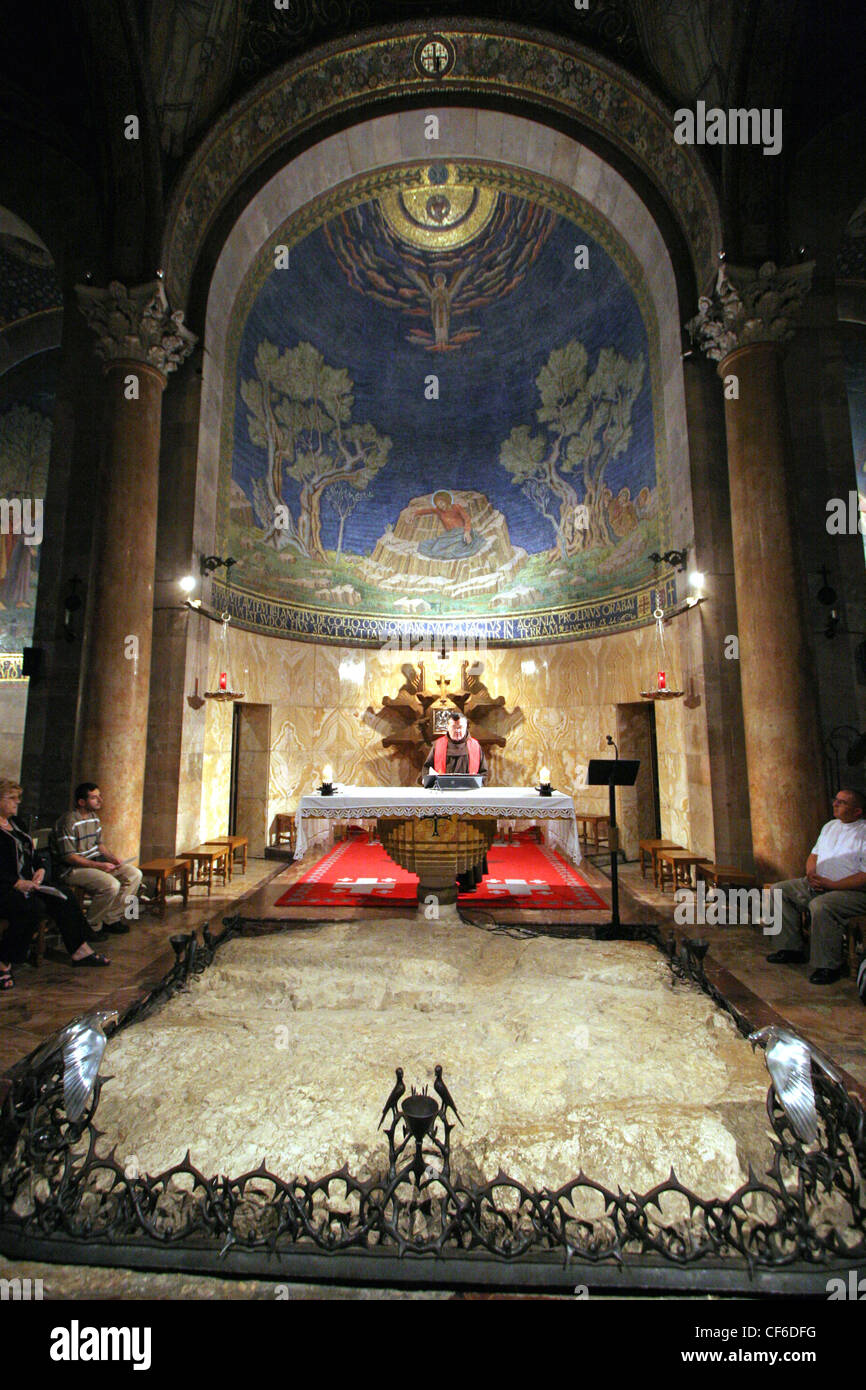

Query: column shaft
left=77, top=363, right=165, bottom=856
left=721, top=342, right=826, bottom=877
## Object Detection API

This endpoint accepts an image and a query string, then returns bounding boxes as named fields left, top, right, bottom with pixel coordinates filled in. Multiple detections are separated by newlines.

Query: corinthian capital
left=75, top=280, right=197, bottom=376
left=687, top=260, right=813, bottom=364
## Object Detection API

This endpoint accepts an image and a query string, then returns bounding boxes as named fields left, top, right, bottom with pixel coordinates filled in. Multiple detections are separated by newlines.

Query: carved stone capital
left=75, top=280, right=197, bottom=377
left=687, top=261, right=814, bottom=364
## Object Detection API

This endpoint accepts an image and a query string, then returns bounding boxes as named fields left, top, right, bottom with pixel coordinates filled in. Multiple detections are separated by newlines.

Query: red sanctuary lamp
left=640, top=605, right=683, bottom=701
left=204, top=615, right=245, bottom=701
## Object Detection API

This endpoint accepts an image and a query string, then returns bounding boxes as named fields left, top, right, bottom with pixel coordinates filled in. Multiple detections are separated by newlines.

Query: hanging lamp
left=640, top=604, right=684, bottom=700
left=204, top=612, right=245, bottom=701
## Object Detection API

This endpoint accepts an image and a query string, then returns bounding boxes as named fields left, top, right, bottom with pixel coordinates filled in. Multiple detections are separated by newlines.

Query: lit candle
left=658, top=671, right=666, bottom=690
left=322, top=764, right=334, bottom=784
left=539, top=766, right=550, bottom=784
left=219, top=671, right=227, bottom=691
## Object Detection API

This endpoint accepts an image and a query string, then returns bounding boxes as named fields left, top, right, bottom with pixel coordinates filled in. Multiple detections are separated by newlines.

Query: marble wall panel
left=188, top=616, right=718, bottom=861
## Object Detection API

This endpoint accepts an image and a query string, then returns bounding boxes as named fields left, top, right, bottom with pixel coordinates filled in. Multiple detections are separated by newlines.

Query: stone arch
left=162, top=22, right=722, bottom=317
left=192, top=106, right=697, bottom=645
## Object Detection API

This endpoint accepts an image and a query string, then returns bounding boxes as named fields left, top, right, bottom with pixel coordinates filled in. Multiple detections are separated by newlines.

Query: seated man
left=54, top=782, right=143, bottom=938
left=422, top=710, right=488, bottom=781
left=423, top=711, right=488, bottom=893
left=768, top=787, right=866, bottom=984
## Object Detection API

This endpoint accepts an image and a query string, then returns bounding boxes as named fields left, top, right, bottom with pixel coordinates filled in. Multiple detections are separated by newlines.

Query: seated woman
left=0, top=778, right=109, bottom=992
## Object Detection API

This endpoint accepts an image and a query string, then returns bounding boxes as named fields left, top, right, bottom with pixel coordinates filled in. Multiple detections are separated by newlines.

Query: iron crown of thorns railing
left=0, top=919, right=864, bottom=1294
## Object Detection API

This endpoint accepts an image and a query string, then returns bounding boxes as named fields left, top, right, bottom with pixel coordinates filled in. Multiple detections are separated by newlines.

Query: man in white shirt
left=768, top=788, right=866, bottom=984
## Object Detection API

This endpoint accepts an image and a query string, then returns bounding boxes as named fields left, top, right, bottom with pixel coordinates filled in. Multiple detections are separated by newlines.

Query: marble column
left=75, top=281, right=196, bottom=857
left=681, top=355, right=752, bottom=867
left=689, top=263, right=826, bottom=879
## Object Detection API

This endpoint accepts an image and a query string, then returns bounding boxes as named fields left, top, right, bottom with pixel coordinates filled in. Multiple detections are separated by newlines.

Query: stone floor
left=614, top=860, right=866, bottom=1095
left=1, top=843, right=864, bottom=1299
left=0, top=858, right=280, bottom=1079
left=94, top=922, right=772, bottom=1196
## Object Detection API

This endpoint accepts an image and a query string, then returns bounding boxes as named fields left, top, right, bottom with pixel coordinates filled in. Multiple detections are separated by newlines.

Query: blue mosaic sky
left=231, top=200, right=655, bottom=557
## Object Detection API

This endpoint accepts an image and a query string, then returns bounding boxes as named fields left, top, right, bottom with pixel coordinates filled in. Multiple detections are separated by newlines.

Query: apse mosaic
left=0, top=353, right=55, bottom=656
left=218, top=164, right=668, bottom=643
left=842, top=325, right=866, bottom=564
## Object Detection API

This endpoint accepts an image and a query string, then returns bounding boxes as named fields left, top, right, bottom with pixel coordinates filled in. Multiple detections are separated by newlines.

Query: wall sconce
left=178, top=574, right=197, bottom=593
left=686, top=570, right=705, bottom=605
left=339, top=656, right=364, bottom=684
left=200, top=555, right=237, bottom=578
left=649, top=548, right=689, bottom=572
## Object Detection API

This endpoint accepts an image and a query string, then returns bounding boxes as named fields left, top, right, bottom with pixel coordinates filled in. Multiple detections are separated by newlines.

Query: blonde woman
left=0, top=779, right=108, bottom=992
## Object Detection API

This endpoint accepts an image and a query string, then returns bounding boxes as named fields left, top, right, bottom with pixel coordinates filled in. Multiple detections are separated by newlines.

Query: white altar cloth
left=294, top=786, right=580, bottom=864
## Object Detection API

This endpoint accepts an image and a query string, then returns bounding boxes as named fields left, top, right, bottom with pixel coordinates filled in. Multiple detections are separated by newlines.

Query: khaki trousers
left=772, top=876, right=866, bottom=970
left=64, top=863, right=144, bottom=928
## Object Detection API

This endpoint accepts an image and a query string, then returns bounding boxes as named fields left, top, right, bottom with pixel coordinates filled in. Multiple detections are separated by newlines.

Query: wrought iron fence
left=0, top=917, right=864, bottom=1292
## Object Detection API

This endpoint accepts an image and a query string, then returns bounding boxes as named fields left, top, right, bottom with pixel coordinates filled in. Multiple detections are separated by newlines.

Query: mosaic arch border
left=214, top=159, right=674, bottom=645
left=162, top=19, right=723, bottom=310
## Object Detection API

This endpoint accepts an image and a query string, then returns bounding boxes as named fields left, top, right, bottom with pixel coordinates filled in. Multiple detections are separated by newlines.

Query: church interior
left=1, top=0, right=866, bottom=1310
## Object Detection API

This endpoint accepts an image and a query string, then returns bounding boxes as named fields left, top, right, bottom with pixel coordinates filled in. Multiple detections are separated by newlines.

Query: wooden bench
left=638, top=839, right=682, bottom=884
left=576, top=813, right=610, bottom=853
left=179, top=845, right=230, bottom=896
left=139, top=858, right=190, bottom=915
left=657, top=849, right=712, bottom=892
left=269, top=813, right=296, bottom=852
left=695, top=862, right=757, bottom=889
left=205, top=835, right=248, bottom=876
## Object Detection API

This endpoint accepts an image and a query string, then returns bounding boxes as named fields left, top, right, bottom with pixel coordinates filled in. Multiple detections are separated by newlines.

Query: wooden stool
left=139, top=858, right=190, bottom=915
left=206, top=835, right=248, bottom=875
left=270, top=813, right=296, bottom=851
left=28, top=915, right=55, bottom=967
left=657, top=849, right=712, bottom=892
left=180, top=845, right=230, bottom=896
left=695, top=862, right=757, bottom=890
left=638, top=839, right=682, bottom=881
left=576, top=813, right=610, bottom=853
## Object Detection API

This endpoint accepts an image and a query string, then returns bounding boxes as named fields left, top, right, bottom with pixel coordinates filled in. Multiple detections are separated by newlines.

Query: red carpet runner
left=275, top=832, right=607, bottom=910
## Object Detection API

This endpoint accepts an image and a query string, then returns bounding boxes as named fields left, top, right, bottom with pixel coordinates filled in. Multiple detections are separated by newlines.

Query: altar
left=294, top=786, right=580, bottom=905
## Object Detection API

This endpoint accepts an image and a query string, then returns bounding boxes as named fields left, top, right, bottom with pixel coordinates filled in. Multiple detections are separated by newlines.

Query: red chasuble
left=432, top=735, right=482, bottom=774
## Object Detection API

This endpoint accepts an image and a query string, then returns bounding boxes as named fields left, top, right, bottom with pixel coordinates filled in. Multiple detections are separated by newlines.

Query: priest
left=423, top=710, right=488, bottom=780
left=423, top=710, right=488, bottom=893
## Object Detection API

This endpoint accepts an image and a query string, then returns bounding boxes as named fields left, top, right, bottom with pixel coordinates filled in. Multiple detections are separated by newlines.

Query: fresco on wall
left=218, top=165, right=667, bottom=642
left=842, top=325, right=866, bottom=563
left=0, top=356, right=55, bottom=655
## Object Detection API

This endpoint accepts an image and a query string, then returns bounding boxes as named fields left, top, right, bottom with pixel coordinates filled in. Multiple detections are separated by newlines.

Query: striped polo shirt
left=54, top=812, right=102, bottom=878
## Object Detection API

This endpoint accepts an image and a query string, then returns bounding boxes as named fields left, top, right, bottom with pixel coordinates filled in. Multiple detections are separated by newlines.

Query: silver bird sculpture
left=749, top=1025, right=844, bottom=1145
left=29, top=1009, right=119, bottom=1122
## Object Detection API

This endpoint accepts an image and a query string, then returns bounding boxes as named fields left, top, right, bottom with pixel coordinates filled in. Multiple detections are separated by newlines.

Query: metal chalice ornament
left=400, top=1093, right=439, bottom=1184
